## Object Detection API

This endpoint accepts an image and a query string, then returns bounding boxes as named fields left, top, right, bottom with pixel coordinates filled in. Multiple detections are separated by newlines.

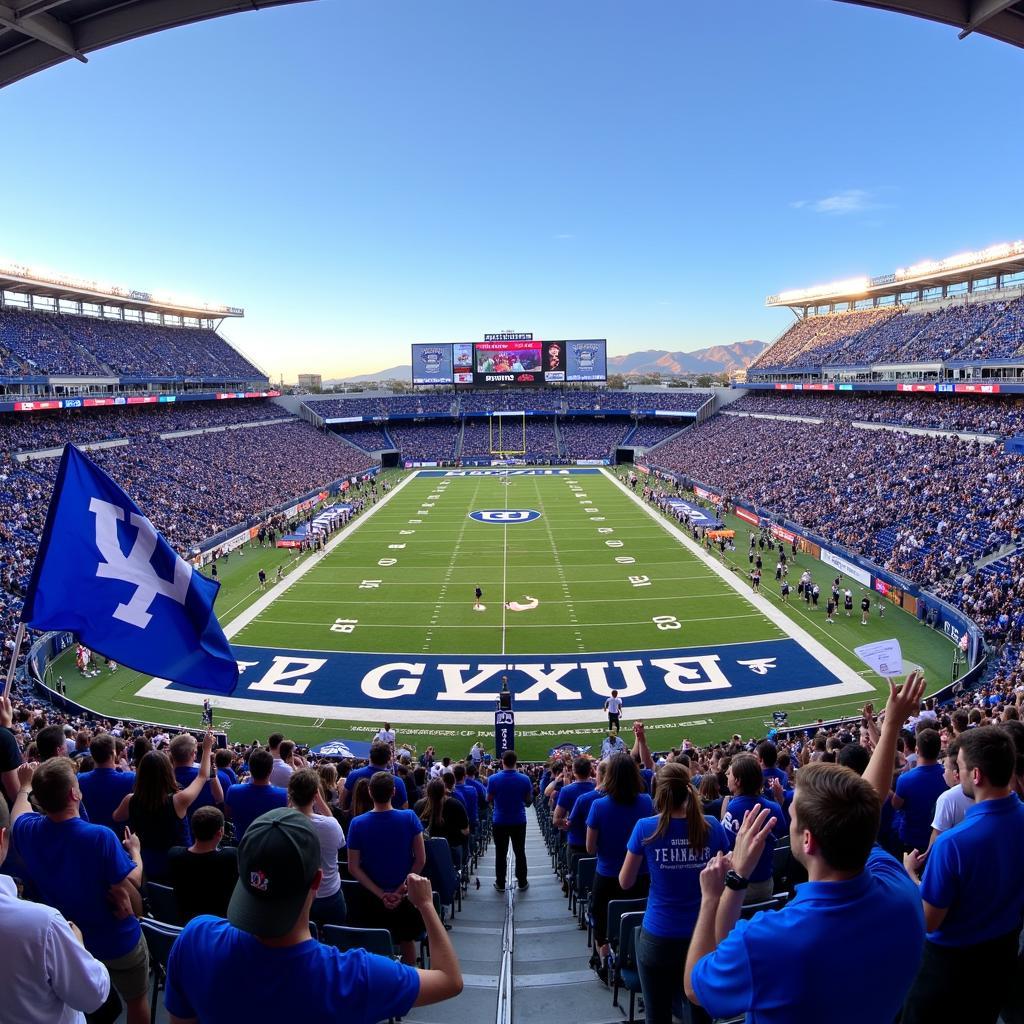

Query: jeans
left=903, top=931, right=1019, bottom=1024
left=636, top=928, right=710, bottom=1024
left=493, top=823, right=527, bottom=886
left=311, top=887, right=348, bottom=928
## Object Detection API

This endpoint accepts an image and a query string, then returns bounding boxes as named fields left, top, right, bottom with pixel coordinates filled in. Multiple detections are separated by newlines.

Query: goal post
left=489, top=411, right=526, bottom=457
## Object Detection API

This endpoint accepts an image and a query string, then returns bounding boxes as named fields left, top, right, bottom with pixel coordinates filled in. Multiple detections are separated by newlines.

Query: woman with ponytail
left=413, top=777, right=469, bottom=868
left=619, top=762, right=729, bottom=1024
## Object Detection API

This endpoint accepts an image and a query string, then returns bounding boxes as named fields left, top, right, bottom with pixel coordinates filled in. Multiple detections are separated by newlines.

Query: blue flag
left=22, top=444, right=238, bottom=694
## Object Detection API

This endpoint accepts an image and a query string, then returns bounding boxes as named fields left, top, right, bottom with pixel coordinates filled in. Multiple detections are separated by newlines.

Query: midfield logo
left=468, top=509, right=542, bottom=524
left=90, top=497, right=192, bottom=628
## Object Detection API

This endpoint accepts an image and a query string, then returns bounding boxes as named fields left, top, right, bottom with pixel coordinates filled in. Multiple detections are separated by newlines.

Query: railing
left=495, top=845, right=516, bottom=1024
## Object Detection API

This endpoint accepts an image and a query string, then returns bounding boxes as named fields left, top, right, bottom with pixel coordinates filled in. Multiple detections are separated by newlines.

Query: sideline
left=599, top=468, right=870, bottom=696
left=222, top=470, right=419, bottom=640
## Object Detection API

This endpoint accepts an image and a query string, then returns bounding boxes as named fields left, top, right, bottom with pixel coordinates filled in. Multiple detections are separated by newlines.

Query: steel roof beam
left=960, top=0, right=1020, bottom=36
left=0, top=2, right=86, bottom=61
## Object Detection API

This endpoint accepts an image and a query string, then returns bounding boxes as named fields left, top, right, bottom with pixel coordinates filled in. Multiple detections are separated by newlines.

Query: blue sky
left=2, top=0, right=1022, bottom=380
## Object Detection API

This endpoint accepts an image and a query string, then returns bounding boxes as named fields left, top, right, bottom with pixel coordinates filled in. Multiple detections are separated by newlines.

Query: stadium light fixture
left=772, top=276, right=871, bottom=305
left=895, top=241, right=1024, bottom=280
left=0, top=258, right=240, bottom=315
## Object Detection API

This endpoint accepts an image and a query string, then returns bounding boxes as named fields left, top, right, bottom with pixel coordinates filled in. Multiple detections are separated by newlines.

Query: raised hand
left=731, top=805, right=778, bottom=879
left=884, top=670, right=926, bottom=728
left=699, top=851, right=732, bottom=898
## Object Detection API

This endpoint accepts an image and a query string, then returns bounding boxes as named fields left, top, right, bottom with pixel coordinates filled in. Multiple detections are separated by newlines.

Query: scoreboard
left=412, top=334, right=607, bottom=386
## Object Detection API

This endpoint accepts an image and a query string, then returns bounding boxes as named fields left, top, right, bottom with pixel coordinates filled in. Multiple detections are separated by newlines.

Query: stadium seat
left=321, top=923, right=397, bottom=959
left=144, top=880, right=181, bottom=925
left=611, top=911, right=645, bottom=1019
left=140, top=918, right=183, bottom=1022
left=423, top=836, right=462, bottom=916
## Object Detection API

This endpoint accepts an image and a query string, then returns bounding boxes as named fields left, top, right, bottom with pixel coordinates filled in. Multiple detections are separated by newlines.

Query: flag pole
left=2, top=621, right=27, bottom=700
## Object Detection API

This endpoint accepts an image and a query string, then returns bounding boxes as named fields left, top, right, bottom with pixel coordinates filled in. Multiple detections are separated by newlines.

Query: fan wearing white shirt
left=374, top=723, right=397, bottom=749
left=0, top=799, right=110, bottom=1024
left=927, top=738, right=974, bottom=851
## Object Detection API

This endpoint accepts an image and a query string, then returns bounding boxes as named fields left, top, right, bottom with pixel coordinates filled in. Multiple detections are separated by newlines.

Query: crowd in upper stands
left=751, top=294, right=1024, bottom=371
left=727, top=389, right=1024, bottom=436
left=0, top=398, right=290, bottom=454
left=559, top=418, right=628, bottom=460
left=0, top=307, right=264, bottom=379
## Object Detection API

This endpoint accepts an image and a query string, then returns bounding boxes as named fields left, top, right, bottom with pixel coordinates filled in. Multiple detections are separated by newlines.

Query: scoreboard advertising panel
left=411, top=335, right=607, bottom=386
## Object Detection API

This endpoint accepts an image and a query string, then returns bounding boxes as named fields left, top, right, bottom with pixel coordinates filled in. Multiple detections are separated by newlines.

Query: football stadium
left=2, top=3, right=1024, bottom=1024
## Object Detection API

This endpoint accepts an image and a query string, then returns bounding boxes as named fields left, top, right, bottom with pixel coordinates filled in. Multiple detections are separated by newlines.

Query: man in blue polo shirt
left=901, top=726, right=1024, bottom=1024
left=225, top=749, right=288, bottom=840
left=892, top=727, right=947, bottom=852
left=77, top=733, right=135, bottom=836
left=487, top=750, right=533, bottom=892
left=684, top=672, right=927, bottom=1023
left=341, top=742, right=409, bottom=811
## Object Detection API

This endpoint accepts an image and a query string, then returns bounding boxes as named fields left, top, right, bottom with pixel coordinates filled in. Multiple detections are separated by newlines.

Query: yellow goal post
left=489, top=411, right=526, bottom=456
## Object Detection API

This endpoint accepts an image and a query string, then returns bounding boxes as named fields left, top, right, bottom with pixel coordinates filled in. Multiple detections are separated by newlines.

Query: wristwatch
left=724, top=870, right=750, bottom=891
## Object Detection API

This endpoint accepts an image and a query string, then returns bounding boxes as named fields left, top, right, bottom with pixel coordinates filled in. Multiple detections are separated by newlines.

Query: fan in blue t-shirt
left=893, top=729, right=948, bottom=853
left=342, top=743, right=409, bottom=811
left=722, top=753, right=788, bottom=902
left=619, top=763, right=729, bottom=1024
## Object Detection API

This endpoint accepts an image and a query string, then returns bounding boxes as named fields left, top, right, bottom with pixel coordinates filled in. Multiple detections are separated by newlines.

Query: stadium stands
left=0, top=399, right=291, bottom=454
left=334, top=424, right=395, bottom=452
left=648, top=414, right=1024, bottom=586
left=387, top=422, right=460, bottom=461
left=559, top=418, right=629, bottom=460
left=750, top=296, right=1024, bottom=371
left=0, top=307, right=264, bottom=380
left=727, top=390, right=1024, bottom=436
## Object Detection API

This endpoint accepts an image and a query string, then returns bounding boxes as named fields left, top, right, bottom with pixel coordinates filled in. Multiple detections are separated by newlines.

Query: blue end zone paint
left=143, top=637, right=872, bottom=725
left=417, top=468, right=601, bottom=476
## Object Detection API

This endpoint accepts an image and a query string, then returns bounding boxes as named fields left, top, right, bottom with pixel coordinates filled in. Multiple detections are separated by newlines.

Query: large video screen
left=411, top=343, right=454, bottom=385
left=410, top=339, right=607, bottom=386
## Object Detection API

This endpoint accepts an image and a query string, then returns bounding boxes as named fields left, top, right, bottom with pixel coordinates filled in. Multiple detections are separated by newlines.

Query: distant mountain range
left=606, top=340, right=766, bottom=376
left=324, top=340, right=766, bottom=384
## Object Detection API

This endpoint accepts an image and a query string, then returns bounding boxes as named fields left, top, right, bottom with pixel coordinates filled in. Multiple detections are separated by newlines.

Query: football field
left=91, top=464, right=963, bottom=758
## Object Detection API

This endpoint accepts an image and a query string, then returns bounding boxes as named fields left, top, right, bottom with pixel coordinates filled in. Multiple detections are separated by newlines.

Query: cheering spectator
left=586, top=754, right=654, bottom=978
left=0, top=796, right=112, bottom=1024
left=225, top=748, right=288, bottom=840
left=684, top=675, right=928, bottom=1022
left=0, top=693, right=23, bottom=801
left=893, top=727, right=948, bottom=852
left=11, top=759, right=150, bottom=1024
left=347, top=772, right=427, bottom=965
left=169, top=732, right=225, bottom=824
left=487, top=749, right=534, bottom=892
left=553, top=756, right=596, bottom=873
left=163, top=808, right=462, bottom=1021
left=113, top=730, right=217, bottom=881
left=620, top=763, right=729, bottom=1024
left=167, top=806, right=239, bottom=923
left=720, top=753, right=787, bottom=904
left=901, top=727, right=1024, bottom=1023
left=288, top=768, right=348, bottom=928
left=77, top=733, right=135, bottom=836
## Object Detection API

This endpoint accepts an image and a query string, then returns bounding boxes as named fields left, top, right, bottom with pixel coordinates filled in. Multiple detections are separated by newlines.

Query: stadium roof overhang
left=0, top=260, right=244, bottom=318
left=838, top=0, right=1024, bottom=47
left=0, top=0, right=313, bottom=90
left=766, top=240, right=1024, bottom=311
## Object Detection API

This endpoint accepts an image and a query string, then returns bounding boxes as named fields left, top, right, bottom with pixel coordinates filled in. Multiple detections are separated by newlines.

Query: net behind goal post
left=489, top=411, right=526, bottom=456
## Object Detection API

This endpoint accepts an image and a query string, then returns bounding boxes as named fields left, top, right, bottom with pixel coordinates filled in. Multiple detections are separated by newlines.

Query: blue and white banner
left=137, top=637, right=870, bottom=725
left=23, top=444, right=238, bottom=694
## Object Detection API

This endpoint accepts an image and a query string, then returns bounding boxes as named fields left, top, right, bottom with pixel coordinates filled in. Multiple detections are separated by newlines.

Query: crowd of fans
left=0, top=307, right=263, bottom=379
left=624, top=420, right=690, bottom=447
left=648, top=413, right=1024, bottom=587
left=334, top=424, right=395, bottom=452
left=0, top=398, right=290, bottom=454
left=387, top=422, right=460, bottom=461
left=559, top=418, right=628, bottom=460
left=752, top=294, right=1024, bottom=371
left=727, top=389, right=1024, bottom=436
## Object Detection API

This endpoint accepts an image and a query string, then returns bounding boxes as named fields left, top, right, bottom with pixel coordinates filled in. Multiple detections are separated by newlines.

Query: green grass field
left=55, top=467, right=955, bottom=760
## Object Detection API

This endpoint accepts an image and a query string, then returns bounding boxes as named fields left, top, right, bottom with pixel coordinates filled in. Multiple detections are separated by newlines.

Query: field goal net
left=489, top=411, right=526, bottom=456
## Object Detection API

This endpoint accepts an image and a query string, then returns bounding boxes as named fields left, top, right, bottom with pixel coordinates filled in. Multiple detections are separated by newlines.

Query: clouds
left=790, top=188, right=889, bottom=215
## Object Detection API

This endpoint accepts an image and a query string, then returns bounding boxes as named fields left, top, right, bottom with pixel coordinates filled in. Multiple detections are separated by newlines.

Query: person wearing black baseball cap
left=163, top=808, right=462, bottom=1021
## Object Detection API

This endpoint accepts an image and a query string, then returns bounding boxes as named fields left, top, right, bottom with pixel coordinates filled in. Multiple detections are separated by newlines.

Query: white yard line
left=501, top=476, right=510, bottom=655
left=223, top=471, right=419, bottom=640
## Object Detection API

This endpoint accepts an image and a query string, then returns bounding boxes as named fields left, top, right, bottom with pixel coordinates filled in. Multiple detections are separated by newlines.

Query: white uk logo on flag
left=90, top=497, right=192, bottom=628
